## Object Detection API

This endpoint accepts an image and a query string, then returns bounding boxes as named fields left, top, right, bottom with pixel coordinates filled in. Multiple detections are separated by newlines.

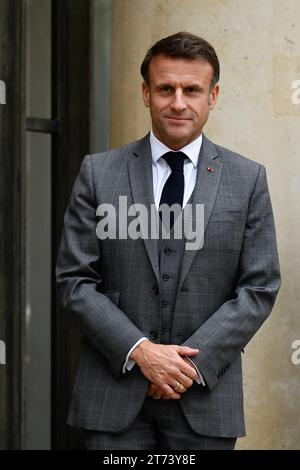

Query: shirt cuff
left=122, top=337, right=148, bottom=374
left=184, top=356, right=205, bottom=386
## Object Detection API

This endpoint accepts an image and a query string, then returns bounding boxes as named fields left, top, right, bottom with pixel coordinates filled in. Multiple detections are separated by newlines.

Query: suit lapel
left=128, top=134, right=160, bottom=284
left=177, top=135, right=223, bottom=293
left=128, top=134, right=223, bottom=290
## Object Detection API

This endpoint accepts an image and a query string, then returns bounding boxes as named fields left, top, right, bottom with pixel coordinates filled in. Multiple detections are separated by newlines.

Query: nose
left=170, top=89, right=187, bottom=112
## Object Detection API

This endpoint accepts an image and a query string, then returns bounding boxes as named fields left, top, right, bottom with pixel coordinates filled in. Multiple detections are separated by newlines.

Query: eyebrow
left=184, top=84, right=204, bottom=91
left=155, top=82, right=204, bottom=91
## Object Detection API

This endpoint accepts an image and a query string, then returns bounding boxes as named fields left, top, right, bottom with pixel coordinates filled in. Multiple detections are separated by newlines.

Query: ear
left=209, top=83, right=219, bottom=110
left=142, top=81, right=150, bottom=107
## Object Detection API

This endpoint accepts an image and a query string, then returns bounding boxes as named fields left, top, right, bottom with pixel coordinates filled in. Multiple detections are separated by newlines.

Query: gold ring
left=174, top=381, right=183, bottom=392
left=152, top=394, right=161, bottom=400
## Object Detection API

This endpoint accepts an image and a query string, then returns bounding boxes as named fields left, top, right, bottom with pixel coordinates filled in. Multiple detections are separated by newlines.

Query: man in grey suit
left=56, top=32, right=280, bottom=450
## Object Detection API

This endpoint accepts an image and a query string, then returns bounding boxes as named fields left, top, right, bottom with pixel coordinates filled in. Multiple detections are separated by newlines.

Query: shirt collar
left=150, top=130, right=202, bottom=169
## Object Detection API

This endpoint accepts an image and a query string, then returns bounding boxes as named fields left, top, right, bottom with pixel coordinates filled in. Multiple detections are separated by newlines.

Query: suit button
left=149, top=331, right=158, bottom=340
left=152, top=285, right=159, bottom=295
left=161, top=301, right=168, bottom=308
left=164, top=248, right=172, bottom=255
left=162, top=274, right=170, bottom=281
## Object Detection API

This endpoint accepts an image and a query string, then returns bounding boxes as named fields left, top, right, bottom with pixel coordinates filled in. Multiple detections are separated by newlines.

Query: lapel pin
left=207, top=166, right=214, bottom=173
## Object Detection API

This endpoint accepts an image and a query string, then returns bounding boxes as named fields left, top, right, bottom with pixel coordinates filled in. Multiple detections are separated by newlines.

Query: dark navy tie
left=159, top=151, right=187, bottom=229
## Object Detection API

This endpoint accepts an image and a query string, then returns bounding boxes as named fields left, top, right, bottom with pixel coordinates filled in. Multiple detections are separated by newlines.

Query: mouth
left=165, top=116, right=191, bottom=122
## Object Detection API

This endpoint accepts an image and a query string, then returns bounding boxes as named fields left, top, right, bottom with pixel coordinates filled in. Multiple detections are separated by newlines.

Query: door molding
left=51, top=0, right=91, bottom=449
left=0, top=0, right=26, bottom=450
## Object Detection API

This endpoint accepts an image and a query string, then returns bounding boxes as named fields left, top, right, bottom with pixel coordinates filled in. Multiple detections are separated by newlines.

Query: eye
left=158, top=85, right=172, bottom=93
left=185, top=87, right=200, bottom=95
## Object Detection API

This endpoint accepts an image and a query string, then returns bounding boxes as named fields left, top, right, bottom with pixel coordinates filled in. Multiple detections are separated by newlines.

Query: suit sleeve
left=55, top=155, right=146, bottom=379
left=181, top=165, right=281, bottom=390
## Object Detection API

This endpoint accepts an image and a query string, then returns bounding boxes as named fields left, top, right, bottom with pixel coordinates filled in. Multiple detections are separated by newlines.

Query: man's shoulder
left=89, top=135, right=148, bottom=171
left=207, top=136, right=262, bottom=174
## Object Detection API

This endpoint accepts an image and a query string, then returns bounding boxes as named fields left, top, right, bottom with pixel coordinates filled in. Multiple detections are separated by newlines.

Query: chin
left=164, top=135, right=191, bottom=150
left=167, top=131, right=190, bottom=143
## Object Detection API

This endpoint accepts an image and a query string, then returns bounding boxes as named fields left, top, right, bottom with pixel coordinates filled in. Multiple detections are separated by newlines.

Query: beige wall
left=110, top=0, right=300, bottom=449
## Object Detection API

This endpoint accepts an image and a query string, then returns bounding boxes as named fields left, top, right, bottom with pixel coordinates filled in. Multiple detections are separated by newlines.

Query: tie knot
left=161, top=151, right=187, bottom=172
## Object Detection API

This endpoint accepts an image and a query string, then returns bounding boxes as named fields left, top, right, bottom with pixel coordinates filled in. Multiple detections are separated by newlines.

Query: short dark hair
left=141, top=31, right=220, bottom=89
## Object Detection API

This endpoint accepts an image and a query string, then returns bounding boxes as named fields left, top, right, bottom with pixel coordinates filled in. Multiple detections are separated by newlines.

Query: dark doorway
left=0, top=0, right=93, bottom=449
left=25, top=0, right=92, bottom=449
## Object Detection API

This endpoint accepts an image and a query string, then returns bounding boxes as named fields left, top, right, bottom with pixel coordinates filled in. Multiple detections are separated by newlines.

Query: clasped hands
left=129, top=339, right=199, bottom=400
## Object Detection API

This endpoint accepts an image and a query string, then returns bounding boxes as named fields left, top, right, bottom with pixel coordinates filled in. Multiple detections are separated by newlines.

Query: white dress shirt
left=123, top=131, right=204, bottom=386
left=150, top=130, right=202, bottom=209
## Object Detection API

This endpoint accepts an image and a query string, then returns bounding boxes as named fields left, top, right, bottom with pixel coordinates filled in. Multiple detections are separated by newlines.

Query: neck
left=151, top=130, right=202, bottom=150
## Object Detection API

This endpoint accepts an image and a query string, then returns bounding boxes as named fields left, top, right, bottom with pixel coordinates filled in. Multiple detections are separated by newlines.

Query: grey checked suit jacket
left=56, top=134, right=280, bottom=438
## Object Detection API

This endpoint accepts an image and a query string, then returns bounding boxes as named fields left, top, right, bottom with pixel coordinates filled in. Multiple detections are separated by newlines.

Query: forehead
left=148, top=54, right=213, bottom=85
